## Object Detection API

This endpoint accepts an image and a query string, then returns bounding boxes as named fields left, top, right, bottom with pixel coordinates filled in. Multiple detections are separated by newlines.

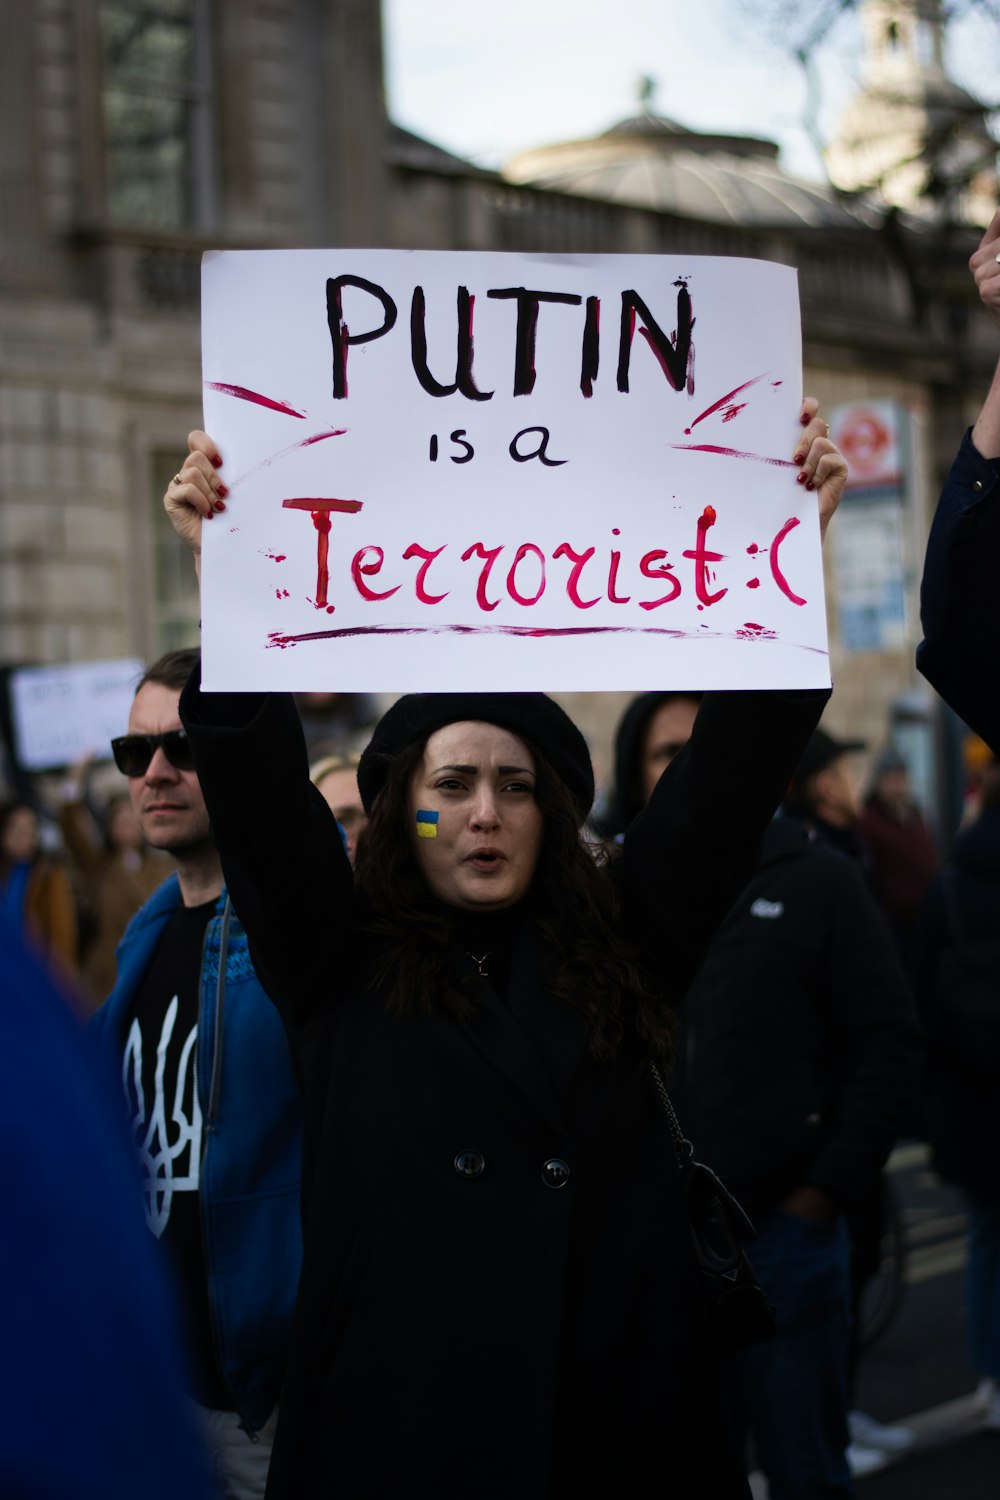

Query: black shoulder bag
left=650, top=1062, right=776, bottom=1353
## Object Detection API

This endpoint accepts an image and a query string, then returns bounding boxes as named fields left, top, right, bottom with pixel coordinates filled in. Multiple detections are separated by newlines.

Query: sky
left=383, top=0, right=999, bottom=186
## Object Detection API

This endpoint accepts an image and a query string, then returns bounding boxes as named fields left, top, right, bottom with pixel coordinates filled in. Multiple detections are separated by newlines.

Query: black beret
left=357, top=692, right=594, bottom=819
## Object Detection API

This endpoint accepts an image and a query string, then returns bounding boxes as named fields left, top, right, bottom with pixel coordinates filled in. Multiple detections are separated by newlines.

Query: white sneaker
left=846, top=1443, right=891, bottom=1479
left=848, top=1409, right=916, bottom=1454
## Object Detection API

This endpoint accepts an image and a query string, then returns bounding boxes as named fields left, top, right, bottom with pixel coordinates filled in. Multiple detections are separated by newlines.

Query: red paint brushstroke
left=282, top=497, right=363, bottom=609
left=204, top=382, right=307, bottom=419
left=670, top=444, right=795, bottom=469
left=737, top=622, right=778, bottom=640
left=770, top=517, right=807, bottom=606
left=262, top=551, right=286, bottom=562
left=231, top=428, right=348, bottom=490
left=684, top=373, right=769, bottom=434
left=282, top=499, right=363, bottom=512
left=299, top=429, right=347, bottom=447
left=264, top=621, right=827, bottom=653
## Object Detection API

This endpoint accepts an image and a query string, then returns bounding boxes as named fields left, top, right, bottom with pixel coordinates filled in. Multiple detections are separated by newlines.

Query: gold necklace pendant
left=467, top=950, right=490, bottom=978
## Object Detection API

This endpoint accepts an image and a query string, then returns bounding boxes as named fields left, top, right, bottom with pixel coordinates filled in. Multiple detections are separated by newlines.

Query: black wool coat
left=180, top=676, right=827, bottom=1499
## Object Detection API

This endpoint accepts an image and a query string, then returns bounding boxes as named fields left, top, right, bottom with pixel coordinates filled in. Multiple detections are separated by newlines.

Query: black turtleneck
left=448, top=900, right=529, bottom=1001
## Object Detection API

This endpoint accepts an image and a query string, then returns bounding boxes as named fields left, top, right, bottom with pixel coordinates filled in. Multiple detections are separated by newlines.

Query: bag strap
left=650, top=1061, right=758, bottom=1240
left=649, top=1061, right=695, bottom=1173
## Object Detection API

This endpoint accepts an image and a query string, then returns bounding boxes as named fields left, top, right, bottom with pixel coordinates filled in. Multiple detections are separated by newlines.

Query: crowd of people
left=3, top=219, right=1000, bottom=1499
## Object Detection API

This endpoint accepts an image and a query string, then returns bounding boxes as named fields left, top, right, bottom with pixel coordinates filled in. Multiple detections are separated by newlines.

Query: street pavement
left=749, top=1141, right=1000, bottom=1499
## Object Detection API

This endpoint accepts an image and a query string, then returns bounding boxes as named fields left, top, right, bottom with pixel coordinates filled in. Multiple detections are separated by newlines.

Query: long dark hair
left=353, top=734, right=675, bottom=1062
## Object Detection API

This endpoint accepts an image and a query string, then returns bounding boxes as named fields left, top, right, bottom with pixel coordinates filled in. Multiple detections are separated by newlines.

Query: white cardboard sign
left=200, top=250, right=829, bottom=692
left=11, top=658, right=144, bottom=771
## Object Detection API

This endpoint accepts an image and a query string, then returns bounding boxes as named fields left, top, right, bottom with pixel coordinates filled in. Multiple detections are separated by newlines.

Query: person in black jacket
left=608, top=698, right=922, bottom=1499
left=161, top=404, right=843, bottom=1500
left=918, top=207, right=1000, bottom=752
left=912, top=758, right=1000, bottom=1431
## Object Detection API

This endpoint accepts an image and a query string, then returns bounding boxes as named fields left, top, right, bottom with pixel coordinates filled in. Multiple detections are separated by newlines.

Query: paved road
left=750, top=1141, right=1000, bottom=1498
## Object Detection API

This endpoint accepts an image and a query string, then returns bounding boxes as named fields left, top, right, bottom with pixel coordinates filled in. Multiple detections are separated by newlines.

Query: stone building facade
left=0, top=0, right=996, bottom=805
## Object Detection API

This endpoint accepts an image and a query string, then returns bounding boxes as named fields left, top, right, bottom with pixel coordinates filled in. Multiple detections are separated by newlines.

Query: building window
left=150, top=450, right=200, bottom=651
left=100, top=0, right=216, bottom=231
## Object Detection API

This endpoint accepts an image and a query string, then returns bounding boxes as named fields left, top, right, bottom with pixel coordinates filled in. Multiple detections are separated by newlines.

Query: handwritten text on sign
left=200, top=250, right=829, bottom=691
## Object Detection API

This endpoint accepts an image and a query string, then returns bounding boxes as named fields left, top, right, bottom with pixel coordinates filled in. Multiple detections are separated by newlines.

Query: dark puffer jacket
left=912, top=809, right=1000, bottom=1203
left=670, top=818, right=922, bottom=1226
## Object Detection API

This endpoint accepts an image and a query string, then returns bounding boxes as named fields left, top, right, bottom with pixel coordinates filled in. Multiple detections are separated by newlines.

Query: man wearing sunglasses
left=91, top=649, right=302, bottom=1499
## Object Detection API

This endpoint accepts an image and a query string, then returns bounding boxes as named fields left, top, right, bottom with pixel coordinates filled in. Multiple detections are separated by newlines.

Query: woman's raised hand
left=971, top=208, right=1000, bottom=331
left=163, top=431, right=227, bottom=560
left=796, top=396, right=848, bottom=542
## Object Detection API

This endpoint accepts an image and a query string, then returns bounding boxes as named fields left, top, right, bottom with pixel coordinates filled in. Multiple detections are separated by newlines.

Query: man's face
left=316, top=767, right=368, bottom=865
left=640, top=698, right=700, bottom=804
left=125, top=682, right=212, bottom=856
left=812, top=754, right=862, bottom=829
left=875, top=767, right=909, bottom=813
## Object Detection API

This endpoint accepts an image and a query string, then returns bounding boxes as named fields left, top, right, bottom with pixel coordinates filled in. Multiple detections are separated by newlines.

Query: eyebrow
left=431, top=763, right=535, bottom=776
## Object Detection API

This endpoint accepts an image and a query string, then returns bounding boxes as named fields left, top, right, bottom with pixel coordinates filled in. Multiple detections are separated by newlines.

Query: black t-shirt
left=122, top=897, right=230, bottom=1409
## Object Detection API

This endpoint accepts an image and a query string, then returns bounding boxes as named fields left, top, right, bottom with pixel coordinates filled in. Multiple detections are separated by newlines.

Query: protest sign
left=10, top=659, right=144, bottom=771
left=200, top=250, right=829, bottom=691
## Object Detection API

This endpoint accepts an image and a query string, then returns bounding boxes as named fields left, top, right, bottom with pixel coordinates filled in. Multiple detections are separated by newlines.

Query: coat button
left=972, top=479, right=984, bottom=492
left=541, top=1157, right=571, bottom=1189
left=454, top=1150, right=485, bottom=1178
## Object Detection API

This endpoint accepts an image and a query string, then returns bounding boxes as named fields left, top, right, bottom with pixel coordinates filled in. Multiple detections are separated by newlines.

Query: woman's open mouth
left=467, top=848, right=504, bottom=870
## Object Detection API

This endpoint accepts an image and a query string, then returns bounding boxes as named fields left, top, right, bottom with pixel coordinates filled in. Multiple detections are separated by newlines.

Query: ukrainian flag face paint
left=415, top=809, right=439, bottom=839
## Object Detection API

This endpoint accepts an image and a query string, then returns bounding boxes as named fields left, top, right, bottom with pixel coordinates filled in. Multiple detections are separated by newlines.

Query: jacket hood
left=604, top=692, right=702, bottom=836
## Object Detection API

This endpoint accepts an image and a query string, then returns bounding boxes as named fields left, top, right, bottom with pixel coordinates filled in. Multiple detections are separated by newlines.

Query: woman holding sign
left=164, top=405, right=845, bottom=1499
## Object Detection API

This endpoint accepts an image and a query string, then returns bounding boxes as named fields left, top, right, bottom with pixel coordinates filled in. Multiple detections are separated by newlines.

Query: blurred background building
left=1, top=0, right=997, bottom=827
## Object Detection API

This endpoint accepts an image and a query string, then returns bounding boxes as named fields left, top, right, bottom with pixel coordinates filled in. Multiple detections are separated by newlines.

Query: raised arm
left=971, top=209, right=1000, bottom=461
left=164, top=434, right=355, bottom=1028
left=918, top=210, right=1000, bottom=752
left=620, top=399, right=844, bottom=990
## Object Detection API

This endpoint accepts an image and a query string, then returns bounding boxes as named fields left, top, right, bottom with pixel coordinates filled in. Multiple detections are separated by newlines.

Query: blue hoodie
left=91, top=875, right=303, bottom=1433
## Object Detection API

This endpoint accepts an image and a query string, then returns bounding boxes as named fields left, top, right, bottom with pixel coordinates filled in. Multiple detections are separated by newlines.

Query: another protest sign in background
left=10, top=659, right=144, bottom=772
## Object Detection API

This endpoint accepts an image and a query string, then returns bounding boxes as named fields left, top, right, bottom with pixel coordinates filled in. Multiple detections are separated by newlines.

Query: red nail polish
left=797, top=471, right=807, bottom=484
left=214, top=500, right=226, bottom=513
left=805, top=480, right=815, bottom=491
left=212, top=454, right=223, bottom=468
left=792, top=453, right=805, bottom=466
left=216, top=484, right=228, bottom=498
left=800, top=412, right=811, bottom=426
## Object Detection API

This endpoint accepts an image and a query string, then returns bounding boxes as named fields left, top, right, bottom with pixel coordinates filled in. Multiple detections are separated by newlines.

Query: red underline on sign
left=668, top=445, right=796, bottom=468
left=204, top=382, right=307, bottom=419
left=264, top=621, right=829, bottom=654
